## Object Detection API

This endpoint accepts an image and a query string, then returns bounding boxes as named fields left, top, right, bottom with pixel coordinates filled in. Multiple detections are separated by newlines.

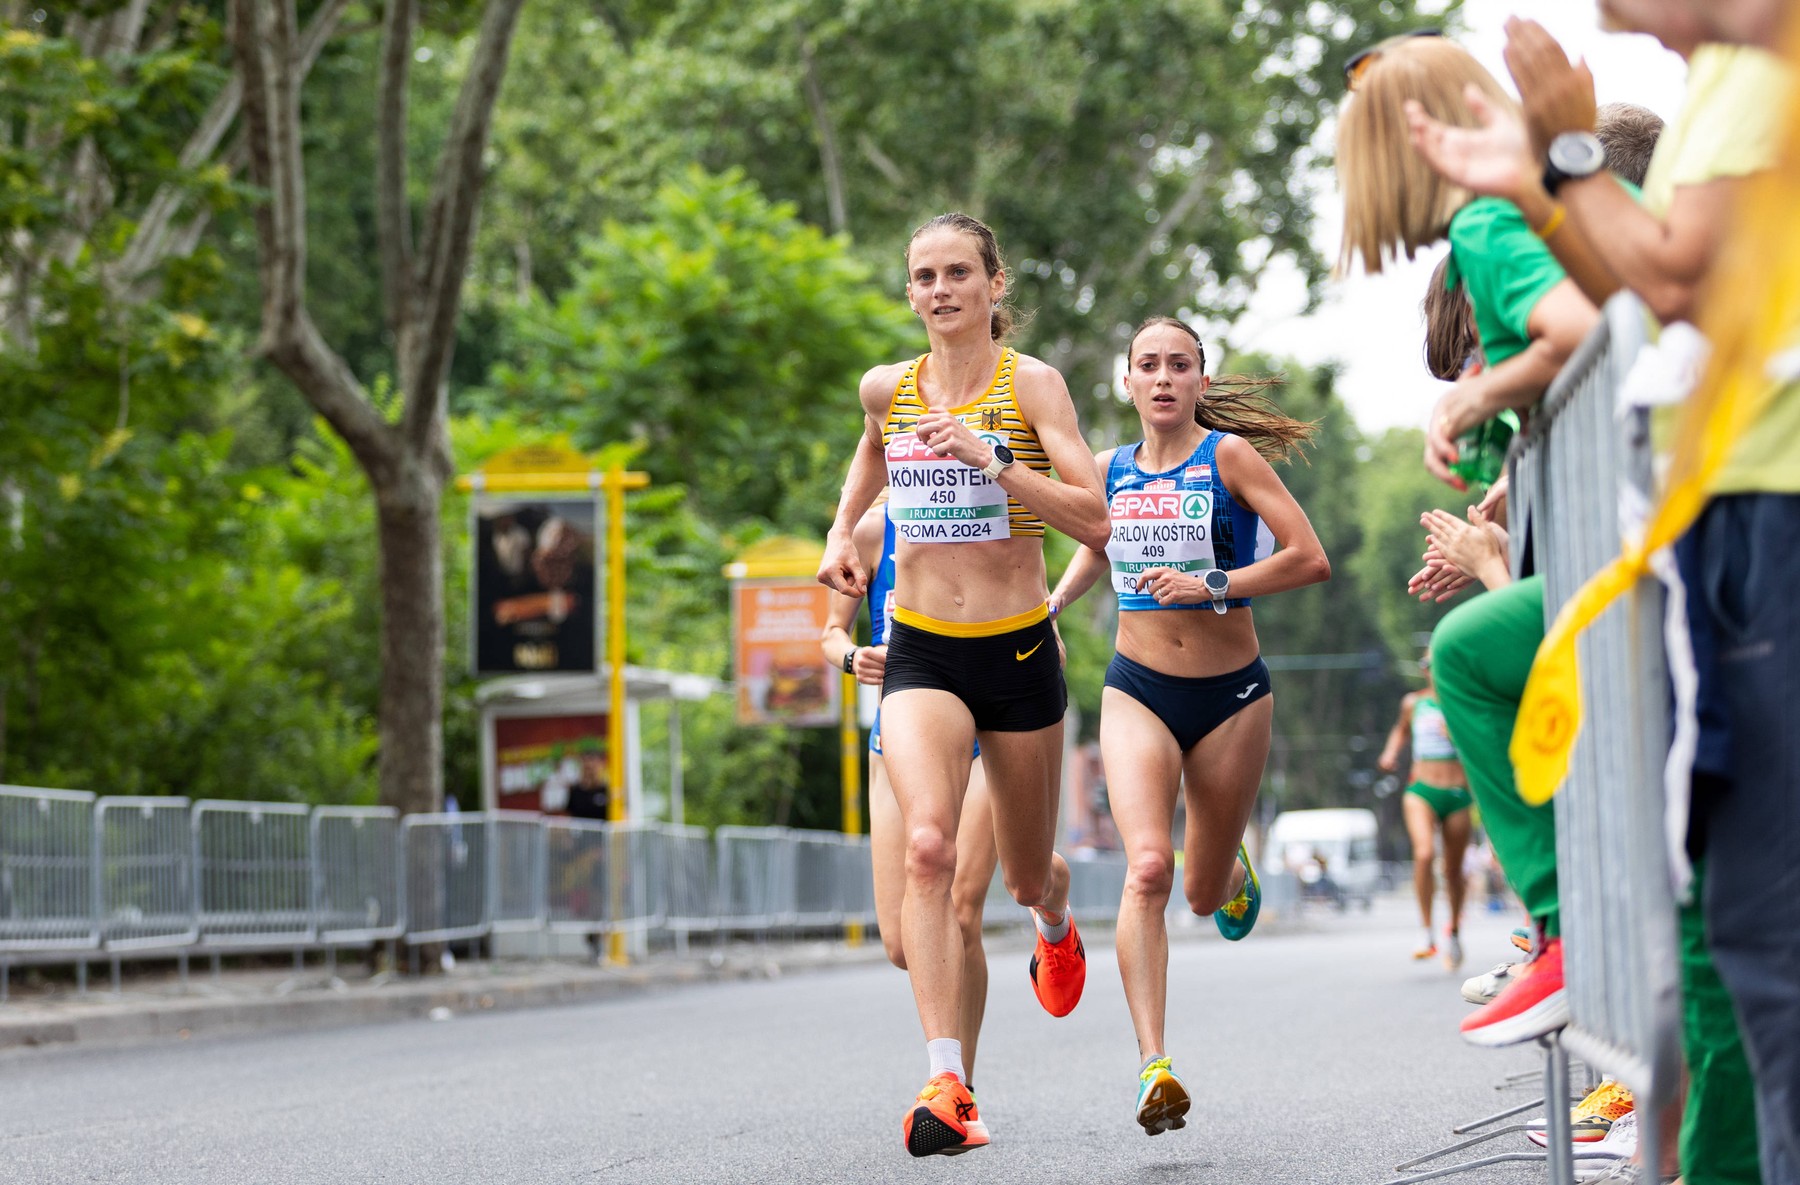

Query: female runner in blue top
left=1050, top=316, right=1329, bottom=1136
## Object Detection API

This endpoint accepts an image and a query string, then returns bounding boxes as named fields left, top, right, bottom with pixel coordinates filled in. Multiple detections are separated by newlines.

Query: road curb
left=0, top=945, right=888, bottom=1053
left=0, top=913, right=1309, bottom=1055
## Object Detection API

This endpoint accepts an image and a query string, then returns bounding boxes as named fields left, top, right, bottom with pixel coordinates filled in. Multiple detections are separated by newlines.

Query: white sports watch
left=1543, top=131, right=1607, bottom=195
left=981, top=443, right=1015, bottom=480
left=1203, top=567, right=1231, bottom=615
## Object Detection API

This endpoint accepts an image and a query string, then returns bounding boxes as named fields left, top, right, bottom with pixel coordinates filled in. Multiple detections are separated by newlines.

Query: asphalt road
left=1, top=899, right=1556, bottom=1185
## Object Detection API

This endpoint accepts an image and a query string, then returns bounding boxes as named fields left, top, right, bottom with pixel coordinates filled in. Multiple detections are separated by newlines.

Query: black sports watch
left=1203, top=568, right=1231, bottom=615
left=1542, top=131, right=1607, bottom=195
left=981, top=443, right=1015, bottom=479
left=843, top=647, right=858, bottom=674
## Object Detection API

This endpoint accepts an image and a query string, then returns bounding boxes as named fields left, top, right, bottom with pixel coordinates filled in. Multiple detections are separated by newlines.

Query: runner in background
left=817, top=212, right=1110, bottom=1158
left=820, top=498, right=999, bottom=1089
left=1378, top=652, right=1473, bottom=972
left=1049, top=316, right=1328, bottom=1136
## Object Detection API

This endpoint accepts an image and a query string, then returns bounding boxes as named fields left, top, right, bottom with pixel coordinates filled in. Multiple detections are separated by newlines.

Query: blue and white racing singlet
left=1103, top=430, right=1273, bottom=612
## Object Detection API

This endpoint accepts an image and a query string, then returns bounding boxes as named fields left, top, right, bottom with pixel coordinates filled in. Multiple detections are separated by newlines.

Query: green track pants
left=1430, top=577, right=1559, bottom=938
left=1683, top=859, right=1764, bottom=1185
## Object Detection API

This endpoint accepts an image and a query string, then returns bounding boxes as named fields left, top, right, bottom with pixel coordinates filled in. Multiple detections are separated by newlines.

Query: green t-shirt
left=1444, top=197, right=1568, bottom=367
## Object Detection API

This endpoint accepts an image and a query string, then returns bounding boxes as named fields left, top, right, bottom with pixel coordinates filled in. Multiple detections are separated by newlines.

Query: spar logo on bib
left=1111, top=489, right=1211, bottom=521
left=887, top=436, right=937, bottom=461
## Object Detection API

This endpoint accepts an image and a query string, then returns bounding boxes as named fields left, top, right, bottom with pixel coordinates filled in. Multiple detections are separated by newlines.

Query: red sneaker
left=1029, top=915, right=1086, bottom=1017
left=902, top=1072, right=988, bottom=1157
left=1460, top=936, right=1569, bottom=1047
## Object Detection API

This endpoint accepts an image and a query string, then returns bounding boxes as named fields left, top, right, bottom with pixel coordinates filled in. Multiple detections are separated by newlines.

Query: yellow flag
left=1509, top=35, right=1800, bottom=806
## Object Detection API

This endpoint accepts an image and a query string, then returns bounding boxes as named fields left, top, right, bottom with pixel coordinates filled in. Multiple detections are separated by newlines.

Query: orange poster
left=731, top=579, right=838, bottom=726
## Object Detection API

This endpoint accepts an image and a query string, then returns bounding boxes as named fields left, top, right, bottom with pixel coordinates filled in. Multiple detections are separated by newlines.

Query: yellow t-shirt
left=1641, top=44, right=1799, bottom=494
left=1641, top=45, right=1788, bottom=215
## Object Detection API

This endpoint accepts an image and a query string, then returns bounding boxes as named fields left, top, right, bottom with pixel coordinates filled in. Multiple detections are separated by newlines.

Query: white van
left=1266, top=807, right=1381, bottom=910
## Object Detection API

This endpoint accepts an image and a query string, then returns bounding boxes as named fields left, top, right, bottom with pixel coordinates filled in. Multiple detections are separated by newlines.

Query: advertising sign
left=473, top=497, right=598, bottom=674
left=731, top=580, right=838, bottom=726
left=493, top=714, right=610, bottom=816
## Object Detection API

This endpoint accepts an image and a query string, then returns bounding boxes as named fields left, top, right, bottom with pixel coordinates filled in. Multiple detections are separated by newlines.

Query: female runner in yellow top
left=819, top=496, right=999, bottom=1092
left=1050, top=316, right=1328, bottom=1136
left=817, top=213, right=1109, bottom=1158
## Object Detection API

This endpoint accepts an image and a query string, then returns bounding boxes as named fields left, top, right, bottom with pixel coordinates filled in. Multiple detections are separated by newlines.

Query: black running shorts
left=882, top=604, right=1066, bottom=733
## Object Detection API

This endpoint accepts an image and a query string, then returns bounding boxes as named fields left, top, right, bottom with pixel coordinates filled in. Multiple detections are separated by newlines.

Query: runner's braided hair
left=1128, top=317, right=1318, bottom=464
left=907, top=213, right=1031, bottom=343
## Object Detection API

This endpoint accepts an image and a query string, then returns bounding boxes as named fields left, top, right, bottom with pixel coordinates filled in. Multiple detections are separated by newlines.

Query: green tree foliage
left=0, top=18, right=372, bottom=796
left=475, top=168, right=917, bottom=531
left=0, top=416, right=382, bottom=800
left=470, top=0, right=1453, bottom=425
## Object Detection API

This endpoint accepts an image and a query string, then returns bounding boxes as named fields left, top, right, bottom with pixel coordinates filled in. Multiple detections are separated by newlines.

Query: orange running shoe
left=1029, top=915, right=1086, bottom=1017
left=902, top=1072, right=988, bottom=1157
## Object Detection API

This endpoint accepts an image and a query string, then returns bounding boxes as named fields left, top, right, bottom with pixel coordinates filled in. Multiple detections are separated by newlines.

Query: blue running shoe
left=1214, top=843, right=1260, bottom=941
left=1135, top=1056, right=1190, bottom=1135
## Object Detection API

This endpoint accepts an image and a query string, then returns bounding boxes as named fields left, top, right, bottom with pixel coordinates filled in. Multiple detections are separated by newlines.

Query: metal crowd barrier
left=1521, top=292, right=1679, bottom=1185
left=1065, top=855, right=1129, bottom=918
left=0, top=786, right=98, bottom=958
left=193, top=800, right=313, bottom=951
left=661, top=824, right=718, bottom=937
left=0, top=791, right=925, bottom=993
left=838, top=836, right=876, bottom=928
left=1393, top=293, right=1677, bottom=1185
left=400, top=812, right=489, bottom=947
left=311, top=807, right=403, bottom=945
left=488, top=812, right=546, bottom=938
left=714, top=825, right=791, bottom=934
left=792, top=830, right=847, bottom=928
left=97, top=797, right=199, bottom=954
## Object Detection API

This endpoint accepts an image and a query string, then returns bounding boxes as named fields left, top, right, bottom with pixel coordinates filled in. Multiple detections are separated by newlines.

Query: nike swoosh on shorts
left=1236, top=682, right=1260, bottom=699
left=1016, top=641, right=1044, bottom=661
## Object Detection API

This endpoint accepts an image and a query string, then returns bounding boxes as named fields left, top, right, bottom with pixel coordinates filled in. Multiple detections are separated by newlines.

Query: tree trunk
left=232, top=0, right=524, bottom=815
left=375, top=469, right=446, bottom=816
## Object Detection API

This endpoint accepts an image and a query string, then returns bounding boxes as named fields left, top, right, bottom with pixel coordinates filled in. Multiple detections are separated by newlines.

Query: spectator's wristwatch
left=1542, top=131, right=1607, bottom=195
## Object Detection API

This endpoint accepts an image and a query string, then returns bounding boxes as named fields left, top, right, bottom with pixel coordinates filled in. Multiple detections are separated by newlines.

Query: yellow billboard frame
left=458, top=445, right=648, bottom=962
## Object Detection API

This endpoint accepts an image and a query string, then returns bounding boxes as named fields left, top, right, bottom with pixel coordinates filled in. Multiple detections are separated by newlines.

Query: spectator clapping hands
left=1503, top=18, right=1599, bottom=160
left=1408, top=486, right=1512, bottom=602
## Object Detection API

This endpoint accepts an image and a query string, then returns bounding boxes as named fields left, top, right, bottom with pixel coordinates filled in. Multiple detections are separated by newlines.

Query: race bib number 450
left=884, top=433, right=1011, bottom=543
left=1105, top=487, right=1215, bottom=592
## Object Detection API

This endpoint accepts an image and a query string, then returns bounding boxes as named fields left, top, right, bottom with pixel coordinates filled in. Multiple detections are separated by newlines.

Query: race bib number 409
left=1105, top=487, right=1215, bottom=592
left=884, top=433, right=1012, bottom=543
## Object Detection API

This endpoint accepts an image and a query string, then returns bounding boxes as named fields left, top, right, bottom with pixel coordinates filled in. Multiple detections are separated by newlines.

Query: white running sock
left=1032, top=907, right=1071, bottom=945
left=1421, top=927, right=1436, bottom=949
left=927, top=1038, right=964, bottom=1084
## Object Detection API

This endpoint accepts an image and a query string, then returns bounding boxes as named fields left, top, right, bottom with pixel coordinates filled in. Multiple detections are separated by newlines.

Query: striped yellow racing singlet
left=881, top=348, right=1051, bottom=537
